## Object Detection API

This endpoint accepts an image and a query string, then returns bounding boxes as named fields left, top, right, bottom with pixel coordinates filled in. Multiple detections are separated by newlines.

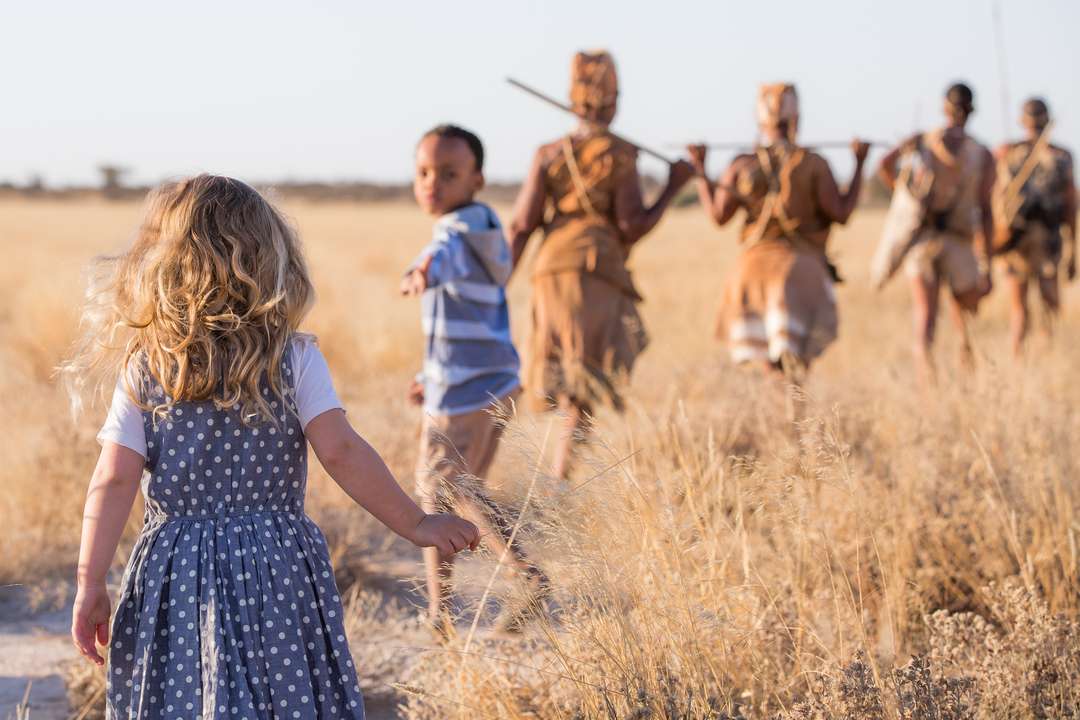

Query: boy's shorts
left=414, top=392, right=517, bottom=508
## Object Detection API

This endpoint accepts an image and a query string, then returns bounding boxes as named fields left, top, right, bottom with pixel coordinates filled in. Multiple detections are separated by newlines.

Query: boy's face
left=413, top=135, right=484, bottom=216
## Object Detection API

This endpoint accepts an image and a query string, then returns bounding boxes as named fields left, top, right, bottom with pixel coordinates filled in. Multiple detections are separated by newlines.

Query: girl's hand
left=411, top=513, right=480, bottom=556
left=71, top=582, right=111, bottom=666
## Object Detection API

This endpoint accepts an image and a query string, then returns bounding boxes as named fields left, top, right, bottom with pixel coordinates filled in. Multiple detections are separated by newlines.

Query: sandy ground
left=0, top=543, right=490, bottom=720
left=0, top=587, right=75, bottom=718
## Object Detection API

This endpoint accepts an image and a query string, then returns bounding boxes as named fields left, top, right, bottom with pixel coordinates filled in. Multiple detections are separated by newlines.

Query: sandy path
left=0, top=586, right=76, bottom=718
left=0, top=547, right=443, bottom=720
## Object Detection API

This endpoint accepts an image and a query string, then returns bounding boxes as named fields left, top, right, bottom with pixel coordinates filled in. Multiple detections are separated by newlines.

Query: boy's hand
left=399, top=268, right=428, bottom=296
left=410, top=513, right=480, bottom=556
left=71, top=581, right=111, bottom=666
left=400, top=255, right=434, bottom=296
left=407, top=379, right=425, bottom=406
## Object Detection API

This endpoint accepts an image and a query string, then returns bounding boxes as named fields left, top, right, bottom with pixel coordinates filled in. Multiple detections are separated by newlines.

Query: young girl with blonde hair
left=63, top=174, right=478, bottom=718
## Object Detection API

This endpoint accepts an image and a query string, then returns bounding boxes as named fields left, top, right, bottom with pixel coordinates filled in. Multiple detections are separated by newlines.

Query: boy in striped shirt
left=402, top=124, right=540, bottom=636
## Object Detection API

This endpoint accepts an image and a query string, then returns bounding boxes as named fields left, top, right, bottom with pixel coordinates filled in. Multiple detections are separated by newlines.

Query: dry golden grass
left=1, top=197, right=1078, bottom=718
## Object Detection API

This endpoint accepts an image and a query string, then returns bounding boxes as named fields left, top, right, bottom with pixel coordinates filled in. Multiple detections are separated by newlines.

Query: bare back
left=532, top=129, right=641, bottom=297
left=733, top=143, right=834, bottom=251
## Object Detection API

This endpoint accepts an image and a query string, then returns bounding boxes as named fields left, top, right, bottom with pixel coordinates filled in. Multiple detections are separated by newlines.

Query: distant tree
left=98, top=165, right=128, bottom=198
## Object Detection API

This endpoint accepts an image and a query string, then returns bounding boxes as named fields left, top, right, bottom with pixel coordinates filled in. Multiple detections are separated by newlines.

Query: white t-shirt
left=97, top=336, right=343, bottom=459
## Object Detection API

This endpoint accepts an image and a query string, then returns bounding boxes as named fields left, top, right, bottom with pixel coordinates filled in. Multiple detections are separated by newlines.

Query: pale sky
left=4, top=0, right=1077, bottom=186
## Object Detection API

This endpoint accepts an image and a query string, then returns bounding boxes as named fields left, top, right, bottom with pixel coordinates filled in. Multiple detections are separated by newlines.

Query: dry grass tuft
left=6, top=683, right=33, bottom=720
left=61, top=662, right=106, bottom=720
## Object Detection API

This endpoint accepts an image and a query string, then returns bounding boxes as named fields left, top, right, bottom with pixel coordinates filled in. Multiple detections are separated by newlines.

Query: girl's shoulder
left=287, top=332, right=322, bottom=366
left=289, top=331, right=318, bottom=352
left=118, top=352, right=159, bottom=405
left=284, top=332, right=343, bottom=429
left=286, top=332, right=333, bottom=385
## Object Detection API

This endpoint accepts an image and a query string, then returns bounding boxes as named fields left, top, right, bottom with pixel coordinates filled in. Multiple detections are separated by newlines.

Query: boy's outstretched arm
left=305, top=409, right=479, bottom=555
left=72, top=442, right=144, bottom=665
left=400, top=232, right=472, bottom=296
left=400, top=254, right=434, bottom=296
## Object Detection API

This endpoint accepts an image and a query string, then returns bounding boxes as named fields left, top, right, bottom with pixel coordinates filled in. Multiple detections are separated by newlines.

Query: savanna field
left=1, top=196, right=1079, bottom=719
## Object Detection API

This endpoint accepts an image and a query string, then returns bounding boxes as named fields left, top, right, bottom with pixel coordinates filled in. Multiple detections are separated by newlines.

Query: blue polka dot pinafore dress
left=106, top=354, right=365, bottom=719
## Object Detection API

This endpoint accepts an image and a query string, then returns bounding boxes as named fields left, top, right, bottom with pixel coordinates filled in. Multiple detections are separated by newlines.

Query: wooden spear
left=665, top=140, right=891, bottom=152
left=506, top=77, right=679, bottom=165
left=506, top=76, right=752, bottom=200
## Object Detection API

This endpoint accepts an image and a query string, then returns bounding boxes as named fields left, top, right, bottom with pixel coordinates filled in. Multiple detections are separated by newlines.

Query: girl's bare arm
left=76, top=444, right=144, bottom=585
left=72, top=442, right=144, bottom=665
left=304, top=409, right=478, bottom=555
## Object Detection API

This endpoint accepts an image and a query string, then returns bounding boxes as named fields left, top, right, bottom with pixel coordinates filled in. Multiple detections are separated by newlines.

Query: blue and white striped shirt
left=410, top=202, right=520, bottom=417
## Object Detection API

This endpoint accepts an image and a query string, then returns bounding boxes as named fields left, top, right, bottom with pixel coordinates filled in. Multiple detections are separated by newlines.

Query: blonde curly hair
left=61, top=174, right=314, bottom=424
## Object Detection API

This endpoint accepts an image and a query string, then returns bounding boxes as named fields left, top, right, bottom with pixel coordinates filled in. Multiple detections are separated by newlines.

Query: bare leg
left=950, top=287, right=982, bottom=371
left=909, top=273, right=940, bottom=384
left=1037, top=272, right=1061, bottom=341
left=420, top=494, right=455, bottom=636
left=948, top=298, right=973, bottom=370
left=422, top=484, right=540, bottom=638
left=419, top=409, right=541, bottom=636
left=1006, top=274, right=1030, bottom=358
left=552, top=395, right=590, bottom=481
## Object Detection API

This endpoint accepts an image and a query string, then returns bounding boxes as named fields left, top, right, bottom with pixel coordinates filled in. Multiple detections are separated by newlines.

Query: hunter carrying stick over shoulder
left=688, top=83, right=869, bottom=399
left=508, top=50, right=694, bottom=480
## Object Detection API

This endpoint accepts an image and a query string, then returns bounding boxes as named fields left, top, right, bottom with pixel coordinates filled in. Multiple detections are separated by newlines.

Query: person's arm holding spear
left=688, top=144, right=749, bottom=226
left=877, top=133, right=922, bottom=192
left=614, top=150, right=696, bottom=247
left=815, top=139, right=872, bottom=225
